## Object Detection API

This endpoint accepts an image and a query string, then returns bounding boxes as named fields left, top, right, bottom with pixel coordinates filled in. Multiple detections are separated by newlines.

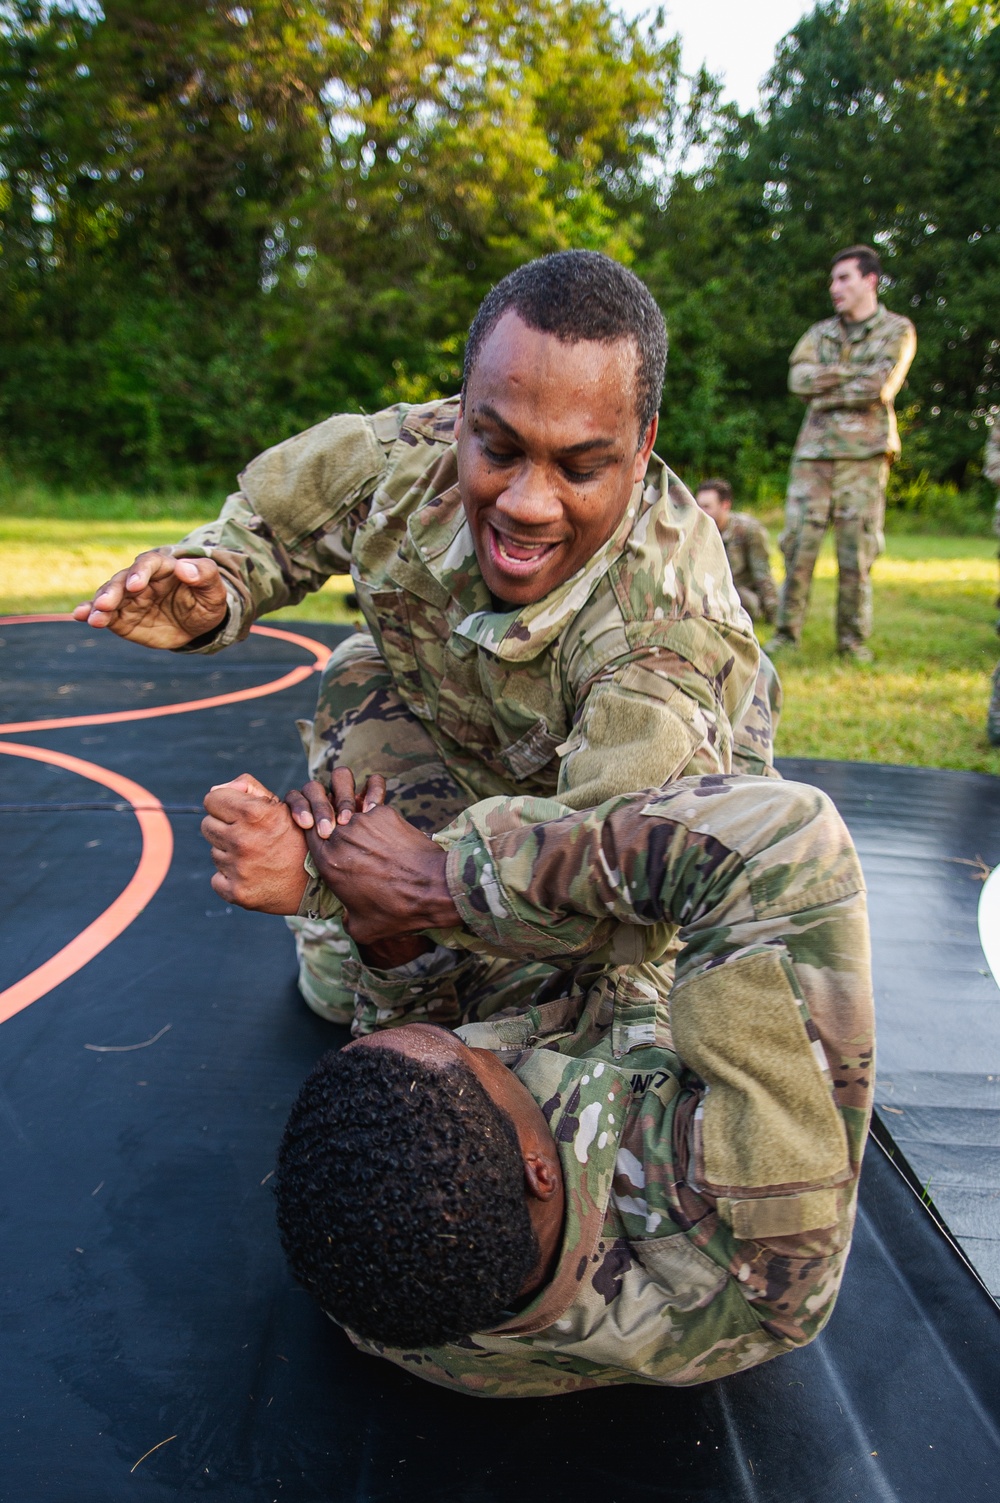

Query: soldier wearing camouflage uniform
left=77, top=253, right=777, bottom=1031
left=695, top=477, right=778, bottom=625
left=770, top=245, right=917, bottom=662
left=274, top=773, right=874, bottom=1394
left=984, top=424, right=1000, bottom=745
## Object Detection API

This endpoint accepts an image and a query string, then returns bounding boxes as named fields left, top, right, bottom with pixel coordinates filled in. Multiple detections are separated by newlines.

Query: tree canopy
left=0, top=0, right=997, bottom=510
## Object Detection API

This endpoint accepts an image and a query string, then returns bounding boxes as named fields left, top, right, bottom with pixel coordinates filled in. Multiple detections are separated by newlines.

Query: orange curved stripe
left=0, top=618, right=331, bottom=735
left=0, top=742, right=174, bottom=1025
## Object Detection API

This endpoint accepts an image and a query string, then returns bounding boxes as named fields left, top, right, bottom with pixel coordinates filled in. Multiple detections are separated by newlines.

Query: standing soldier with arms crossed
left=769, top=245, right=917, bottom=663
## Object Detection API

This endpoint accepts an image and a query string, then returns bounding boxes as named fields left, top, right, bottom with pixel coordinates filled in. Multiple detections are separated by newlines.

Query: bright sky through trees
left=617, top=0, right=816, bottom=111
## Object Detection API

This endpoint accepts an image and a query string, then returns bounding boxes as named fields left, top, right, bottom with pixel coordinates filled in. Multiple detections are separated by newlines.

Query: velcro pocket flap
left=717, top=1188, right=840, bottom=1240
left=670, top=946, right=850, bottom=1196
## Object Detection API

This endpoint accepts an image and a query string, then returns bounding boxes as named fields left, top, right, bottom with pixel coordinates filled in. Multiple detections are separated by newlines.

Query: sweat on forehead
left=463, top=250, right=668, bottom=434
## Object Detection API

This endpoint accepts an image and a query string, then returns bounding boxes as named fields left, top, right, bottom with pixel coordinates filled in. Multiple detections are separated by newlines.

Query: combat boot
left=838, top=643, right=874, bottom=664
left=765, top=632, right=798, bottom=657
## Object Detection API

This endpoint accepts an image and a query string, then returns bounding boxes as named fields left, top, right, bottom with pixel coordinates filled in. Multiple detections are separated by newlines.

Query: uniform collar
left=395, top=452, right=667, bottom=663
left=475, top=1047, right=631, bottom=1338
left=839, top=302, right=885, bottom=341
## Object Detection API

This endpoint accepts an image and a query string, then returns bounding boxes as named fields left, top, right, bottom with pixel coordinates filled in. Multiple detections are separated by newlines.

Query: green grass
left=0, top=516, right=358, bottom=624
left=768, top=534, right=999, bottom=774
left=1, top=513, right=997, bottom=774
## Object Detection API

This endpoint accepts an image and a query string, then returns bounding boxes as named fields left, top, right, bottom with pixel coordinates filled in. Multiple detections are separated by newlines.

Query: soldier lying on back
left=202, top=765, right=873, bottom=1395
left=75, top=251, right=778, bottom=1034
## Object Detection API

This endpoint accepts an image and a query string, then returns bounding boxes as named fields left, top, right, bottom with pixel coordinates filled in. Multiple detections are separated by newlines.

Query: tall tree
left=639, top=0, right=1000, bottom=500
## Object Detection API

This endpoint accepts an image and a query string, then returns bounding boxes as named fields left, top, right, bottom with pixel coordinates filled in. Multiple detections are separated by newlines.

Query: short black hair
left=274, top=1046, right=538, bottom=1348
left=463, top=250, right=668, bottom=436
left=697, top=477, right=733, bottom=504
left=832, top=244, right=882, bottom=281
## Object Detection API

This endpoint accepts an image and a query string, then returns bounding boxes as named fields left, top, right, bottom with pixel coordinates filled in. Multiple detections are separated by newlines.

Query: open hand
left=201, top=773, right=309, bottom=914
left=284, top=769, right=460, bottom=945
left=74, top=549, right=229, bottom=649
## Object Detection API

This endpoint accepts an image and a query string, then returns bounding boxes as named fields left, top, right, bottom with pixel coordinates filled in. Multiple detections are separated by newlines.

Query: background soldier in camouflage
left=984, top=424, right=1000, bottom=744
left=76, top=252, right=776, bottom=1029
left=770, top=244, right=917, bottom=662
left=264, top=772, right=873, bottom=1395
left=695, top=476, right=778, bottom=625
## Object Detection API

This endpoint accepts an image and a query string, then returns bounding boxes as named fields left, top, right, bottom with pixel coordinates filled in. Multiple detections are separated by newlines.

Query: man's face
left=454, top=311, right=657, bottom=607
left=696, top=488, right=731, bottom=532
left=829, top=258, right=878, bottom=321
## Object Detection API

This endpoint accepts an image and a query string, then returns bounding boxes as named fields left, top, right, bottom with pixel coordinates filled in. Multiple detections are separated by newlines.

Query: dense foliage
left=1, top=0, right=997, bottom=517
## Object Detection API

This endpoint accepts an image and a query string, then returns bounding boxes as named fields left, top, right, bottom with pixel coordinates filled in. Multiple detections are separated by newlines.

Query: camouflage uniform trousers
left=776, top=455, right=889, bottom=650
left=989, top=661, right=1000, bottom=747
left=287, top=633, right=556, bottom=1031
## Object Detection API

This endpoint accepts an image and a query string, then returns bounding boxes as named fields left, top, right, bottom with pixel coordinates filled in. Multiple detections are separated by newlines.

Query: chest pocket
left=497, top=718, right=564, bottom=782
left=436, top=642, right=563, bottom=784
left=607, top=964, right=675, bottom=1061
left=360, top=587, right=431, bottom=719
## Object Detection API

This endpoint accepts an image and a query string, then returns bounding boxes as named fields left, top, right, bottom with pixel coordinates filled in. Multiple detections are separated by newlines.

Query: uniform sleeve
left=439, top=777, right=874, bottom=1343
left=811, top=320, right=917, bottom=414
left=167, top=408, right=407, bottom=651
left=984, top=427, right=1000, bottom=488
left=787, top=327, right=836, bottom=400
left=743, top=521, right=778, bottom=623
left=552, top=612, right=763, bottom=809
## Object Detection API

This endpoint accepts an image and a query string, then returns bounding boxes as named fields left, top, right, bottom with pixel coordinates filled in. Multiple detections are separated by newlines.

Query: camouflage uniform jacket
left=347, top=775, right=874, bottom=1396
left=721, top=512, right=778, bottom=622
left=790, top=304, right=917, bottom=460
left=172, top=398, right=769, bottom=805
left=984, top=428, right=1000, bottom=546
left=985, top=425, right=1000, bottom=490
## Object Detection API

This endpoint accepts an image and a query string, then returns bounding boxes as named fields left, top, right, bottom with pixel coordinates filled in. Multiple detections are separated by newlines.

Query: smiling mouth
left=487, top=525, right=560, bottom=575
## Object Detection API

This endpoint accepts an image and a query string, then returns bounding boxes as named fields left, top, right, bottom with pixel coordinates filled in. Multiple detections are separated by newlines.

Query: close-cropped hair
left=697, top=477, right=733, bottom=504
left=274, top=1046, right=539, bottom=1349
left=832, top=244, right=882, bottom=281
left=463, top=250, right=668, bottom=436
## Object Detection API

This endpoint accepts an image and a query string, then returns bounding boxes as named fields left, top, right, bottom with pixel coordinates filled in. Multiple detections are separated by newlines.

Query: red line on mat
left=0, top=742, right=174, bottom=1024
left=0, top=616, right=332, bottom=1020
left=0, top=618, right=331, bottom=735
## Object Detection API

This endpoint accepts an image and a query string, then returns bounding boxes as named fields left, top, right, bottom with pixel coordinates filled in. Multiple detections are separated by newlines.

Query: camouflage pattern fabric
left=340, top=774, right=873, bottom=1395
left=776, top=455, right=889, bottom=651
left=170, top=398, right=769, bottom=811
left=988, top=663, right=1000, bottom=748
left=721, top=511, right=778, bottom=625
left=789, top=303, right=916, bottom=461
left=985, top=427, right=1000, bottom=625
left=982, top=425, right=1000, bottom=489
left=291, top=632, right=560, bottom=1029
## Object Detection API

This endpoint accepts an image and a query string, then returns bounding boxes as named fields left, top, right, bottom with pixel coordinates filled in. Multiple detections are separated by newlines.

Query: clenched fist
left=202, top=774, right=309, bottom=915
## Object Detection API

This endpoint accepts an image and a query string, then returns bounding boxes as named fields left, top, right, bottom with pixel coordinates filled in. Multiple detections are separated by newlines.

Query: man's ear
left=524, top=1150, right=561, bottom=1202
left=453, top=396, right=464, bottom=442
left=634, top=414, right=658, bottom=481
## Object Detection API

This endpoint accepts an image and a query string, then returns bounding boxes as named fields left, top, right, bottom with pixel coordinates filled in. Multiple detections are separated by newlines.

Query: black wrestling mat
left=2, top=618, right=999, bottom=1503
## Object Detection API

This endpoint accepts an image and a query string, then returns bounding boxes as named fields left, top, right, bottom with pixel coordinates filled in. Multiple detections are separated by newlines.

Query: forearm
left=441, top=776, right=864, bottom=974
left=171, top=493, right=334, bottom=651
left=789, top=362, right=843, bottom=399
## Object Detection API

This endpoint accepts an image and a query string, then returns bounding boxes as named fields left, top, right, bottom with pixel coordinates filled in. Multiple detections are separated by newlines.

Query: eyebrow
left=475, top=401, right=620, bottom=457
